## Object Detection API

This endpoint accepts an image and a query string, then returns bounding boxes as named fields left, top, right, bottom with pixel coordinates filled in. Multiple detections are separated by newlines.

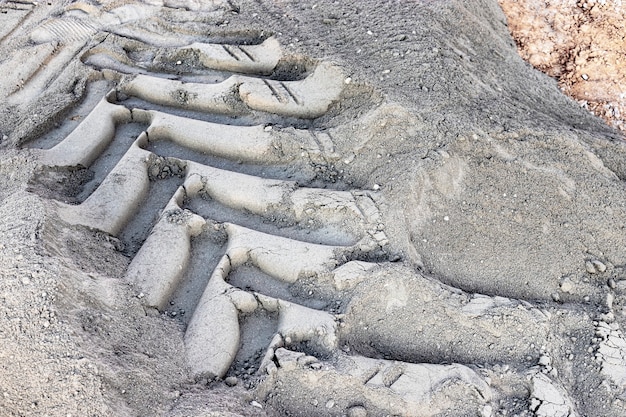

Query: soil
left=499, top=0, right=626, bottom=132
left=1, top=1, right=626, bottom=417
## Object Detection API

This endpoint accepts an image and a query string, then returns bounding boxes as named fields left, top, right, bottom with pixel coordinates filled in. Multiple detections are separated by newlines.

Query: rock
left=224, top=376, right=238, bottom=387
left=592, top=260, right=607, bottom=273
left=348, top=406, right=368, bottom=417
left=539, top=355, right=552, bottom=367
left=559, top=278, right=574, bottom=293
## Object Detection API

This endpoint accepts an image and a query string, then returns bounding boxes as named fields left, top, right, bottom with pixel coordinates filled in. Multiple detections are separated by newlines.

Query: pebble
left=372, top=184, right=380, bottom=190
left=224, top=376, right=238, bottom=387
left=592, top=260, right=607, bottom=272
left=585, top=261, right=597, bottom=274
left=560, top=279, right=574, bottom=293
left=538, top=355, right=551, bottom=366
left=326, top=400, right=335, bottom=409
left=348, top=406, right=367, bottom=417
left=250, top=400, right=263, bottom=409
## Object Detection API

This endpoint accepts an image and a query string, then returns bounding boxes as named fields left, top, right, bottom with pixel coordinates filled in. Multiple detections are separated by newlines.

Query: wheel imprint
left=22, top=3, right=596, bottom=416
left=29, top=9, right=407, bottom=403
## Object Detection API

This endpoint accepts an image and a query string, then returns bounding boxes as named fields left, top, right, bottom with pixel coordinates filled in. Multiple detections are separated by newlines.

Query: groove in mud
left=167, top=232, right=226, bottom=325
left=228, top=265, right=329, bottom=311
left=25, top=80, right=114, bottom=149
left=118, top=96, right=315, bottom=130
left=228, top=309, right=278, bottom=378
left=146, top=138, right=313, bottom=182
left=0, top=2, right=33, bottom=43
left=75, top=123, right=145, bottom=203
left=185, top=195, right=358, bottom=247
left=119, top=176, right=183, bottom=256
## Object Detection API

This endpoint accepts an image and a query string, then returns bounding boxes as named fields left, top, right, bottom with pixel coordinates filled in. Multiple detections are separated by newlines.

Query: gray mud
left=2, top=1, right=626, bottom=417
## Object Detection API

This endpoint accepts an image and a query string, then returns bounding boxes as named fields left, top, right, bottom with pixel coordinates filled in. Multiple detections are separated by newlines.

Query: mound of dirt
left=499, top=0, right=626, bottom=132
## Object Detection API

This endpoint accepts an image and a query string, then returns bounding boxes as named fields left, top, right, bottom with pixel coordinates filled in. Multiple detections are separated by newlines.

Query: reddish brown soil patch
left=499, top=0, right=626, bottom=133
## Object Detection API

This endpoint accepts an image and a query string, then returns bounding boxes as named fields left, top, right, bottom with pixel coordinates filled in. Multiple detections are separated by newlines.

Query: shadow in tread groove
left=120, top=175, right=183, bottom=256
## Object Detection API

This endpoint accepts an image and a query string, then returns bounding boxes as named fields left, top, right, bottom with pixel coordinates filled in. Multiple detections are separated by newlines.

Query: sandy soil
left=499, top=0, right=626, bottom=132
left=1, top=1, right=626, bottom=416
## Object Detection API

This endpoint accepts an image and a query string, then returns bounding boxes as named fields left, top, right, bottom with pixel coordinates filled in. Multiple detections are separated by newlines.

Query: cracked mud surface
left=2, top=1, right=626, bottom=416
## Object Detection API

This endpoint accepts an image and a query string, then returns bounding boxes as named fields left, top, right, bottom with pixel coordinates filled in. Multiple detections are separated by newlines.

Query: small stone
left=224, top=376, right=238, bottom=387
left=560, top=279, right=574, bottom=293
left=538, top=355, right=551, bottom=366
left=250, top=400, right=263, bottom=409
left=585, top=261, right=597, bottom=274
left=592, top=260, right=607, bottom=273
left=608, top=278, right=617, bottom=289
left=176, top=60, right=182, bottom=65
left=21, top=276, right=31, bottom=285
left=348, top=406, right=367, bottom=417
left=326, top=400, right=335, bottom=409
left=264, top=125, right=273, bottom=131
left=529, top=398, right=541, bottom=412
left=481, top=405, right=493, bottom=417
left=344, top=77, right=352, bottom=84
left=582, top=73, right=589, bottom=80
left=372, top=184, right=380, bottom=190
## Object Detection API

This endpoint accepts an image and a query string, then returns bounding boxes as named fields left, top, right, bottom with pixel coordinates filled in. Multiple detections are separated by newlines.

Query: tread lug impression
left=18, top=4, right=605, bottom=416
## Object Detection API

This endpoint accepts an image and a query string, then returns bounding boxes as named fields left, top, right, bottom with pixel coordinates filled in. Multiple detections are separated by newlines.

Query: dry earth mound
left=499, top=0, right=626, bottom=132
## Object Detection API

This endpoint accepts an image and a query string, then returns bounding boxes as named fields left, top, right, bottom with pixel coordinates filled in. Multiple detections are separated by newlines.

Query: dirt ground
left=499, top=0, right=626, bottom=132
left=2, top=0, right=626, bottom=416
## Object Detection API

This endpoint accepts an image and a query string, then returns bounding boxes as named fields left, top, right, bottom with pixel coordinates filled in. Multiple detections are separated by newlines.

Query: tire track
left=22, top=4, right=588, bottom=416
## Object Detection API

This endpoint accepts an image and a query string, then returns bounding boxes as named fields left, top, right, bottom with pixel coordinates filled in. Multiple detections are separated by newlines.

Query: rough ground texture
left=499, top=0, right=626, bottom=132
left=1, top=0, right=626, bottom=416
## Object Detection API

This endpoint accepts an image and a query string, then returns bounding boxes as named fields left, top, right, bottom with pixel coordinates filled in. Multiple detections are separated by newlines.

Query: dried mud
left=1, top=1, right=626, bottom=417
